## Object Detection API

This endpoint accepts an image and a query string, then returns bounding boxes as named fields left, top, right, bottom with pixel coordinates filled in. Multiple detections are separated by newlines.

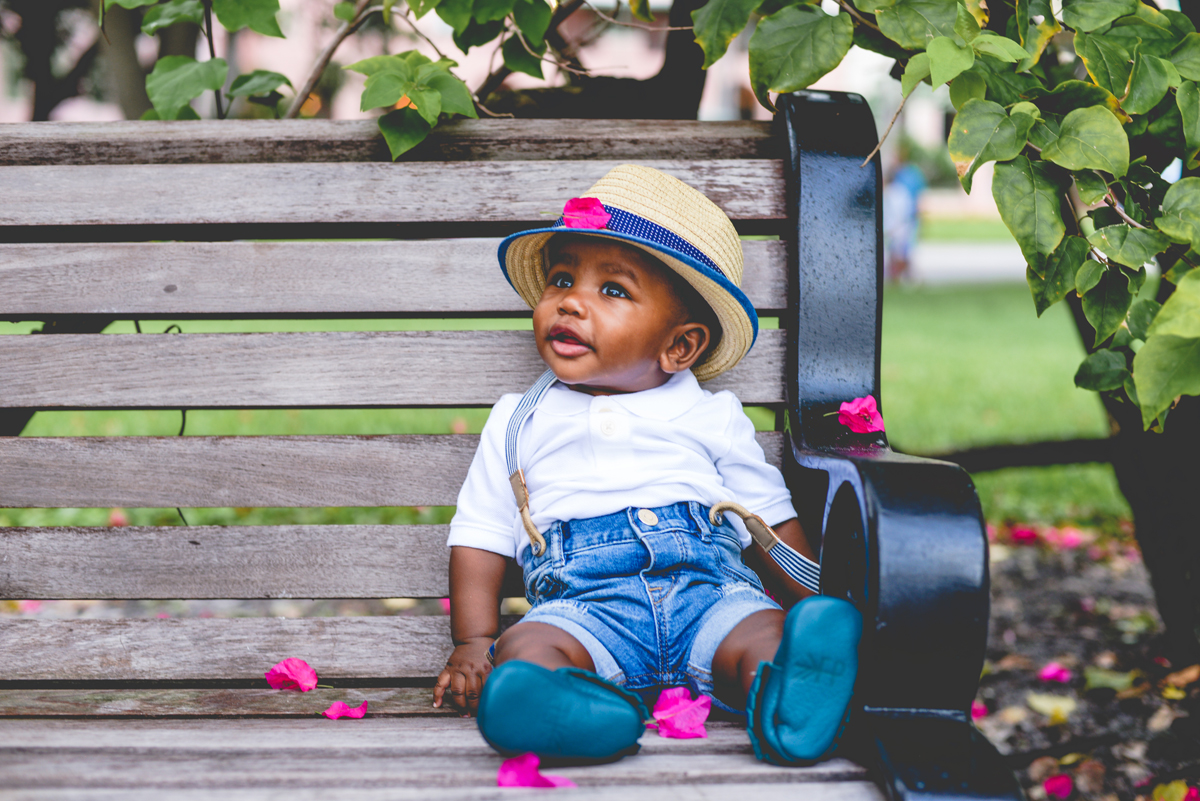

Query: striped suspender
left=505, top=369, right=558, bottom=557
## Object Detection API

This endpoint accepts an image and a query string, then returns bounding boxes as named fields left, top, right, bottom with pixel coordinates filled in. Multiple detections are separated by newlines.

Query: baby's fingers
left=432, top=669, right=452, bottom=708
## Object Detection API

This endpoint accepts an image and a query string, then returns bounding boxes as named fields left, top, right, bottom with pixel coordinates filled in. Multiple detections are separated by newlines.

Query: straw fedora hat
left=498, top=164, right=757, bottom=382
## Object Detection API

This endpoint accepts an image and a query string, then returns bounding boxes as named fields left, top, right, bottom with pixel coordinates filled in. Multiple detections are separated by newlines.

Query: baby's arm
left=432, top=546, right=507, bottom=715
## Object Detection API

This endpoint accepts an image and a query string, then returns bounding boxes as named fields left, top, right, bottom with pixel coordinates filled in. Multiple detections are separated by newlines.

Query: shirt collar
left=538, top=369, right=705, bottom=420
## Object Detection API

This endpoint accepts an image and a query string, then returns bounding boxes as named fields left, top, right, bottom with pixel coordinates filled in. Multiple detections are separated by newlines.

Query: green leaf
left=1149, top=269, right=1200, bottom=338
left=426, top=72, right=477, bottom=117
left=954, top=3, right=980, bottom=43
left=1084, top=667, right=1138, bottom=691
left=1163, top=248, right=1199, bottom=283
left=1157, top=176, right=1200, bottom=250
left=971, top=33, right=1030, bottom=62
left=106, top=0, right=158, bottom=8
left=1076, top=258, right=1105, bottom=294
left=142, top=0, right=204, bottom=34
left=972, top=53, right=1040, bottom=105
left=993, top=156, right=1068, bottom=274
left=1083, top=267, right=1135, bottom=345
left=947, top=98, right=1035, bottom=193
left=1029, top=235, right=1091, bottom=315
left=1029, top=117, right=1060, bottom=149
left=227, top=69, right=292, bottom=97
left=1087, top=224, right=1172, bottom=267
left=629, top=0, right=653, bottom=22
left=378, top=106, right=433, bottom=159
left=140, top=105, right=201, bottom=120
left=513, top=0, right=552, bottom=46
left=927, top=36, right=974, bottom=88
left=502, top=34, right=545, bottom=78
left=1169, top=33, right=1200, bottom=81
left=410, top=0, right=441, bottom=18
left=1041, top=105, right=1129, bottom=177
left=1015, top=0, right=1062, bottom=72
left=1107, top=14, right=1185, bottom=60
left=1074, top=170, right=1109, bottom=205
left=1075, top=349, right=1130, bottom=390
left=1124, top=49, right=1174, bottom=115
left=360, top=72, right=413, bottom=111
left=1075, top=32, right=1133, bottom=96
left=346, top=55, right=412, bottom=78
left=874, top=0, right=958, bottom=51
left=901, top=53, right=931, bottom=97
left=1133, top=332, right=1200, bottom=427
left=1061, top=0, right=1138, bottom=33
left=1128, top=298, right=1163, bottom=340
left=748, top=5, right=853, bottom=110
left=1178, top=81, right=1200, bottom=168
left=383, top=0, right=396, bottom=24
left=211, top=0, right=284, bottom=37
left=853, top=22, right=916, bottom=60
left=452, top=18, right=505, bottom=52
left=435, top=0, right=472, bottom=34
left=334, top=2, right=357, bottom=21
left=693, top=0, right=764, bottom=69
left=1165, top=9, right=1197, bottom=37
left=949, top=69, right=986, bottom=110
left=145, top=56, right=228, bottom=120
left=474, top=0, right=516, bottom=24
left=1028, top=80, right=1124, bottom=119
left=406, top=85, right=442, bottom=126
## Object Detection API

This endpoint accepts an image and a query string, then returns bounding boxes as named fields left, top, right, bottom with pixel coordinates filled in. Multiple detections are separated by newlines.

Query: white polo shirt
left=448, top=369, right=796, bottom=565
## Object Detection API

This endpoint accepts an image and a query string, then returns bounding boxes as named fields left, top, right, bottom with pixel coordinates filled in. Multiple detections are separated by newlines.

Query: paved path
left=908, top=241, right=1026, bottom=284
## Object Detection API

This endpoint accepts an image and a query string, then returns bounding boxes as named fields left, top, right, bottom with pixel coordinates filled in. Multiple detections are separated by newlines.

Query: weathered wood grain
left=2, top=785, right=884, bottom=801
left=0, top=329, right=785, bottom=408
left=0, top=617, right=453, bottom=681
left=0, top=240, right=787, bottom=317
left=0, top=525, right=450, bottom=600
left=0, top=432, right=783, bottom=508
left=0, top=119, right=780, bottom=165
left=0, top=688, right=453, bottom=718
left=0, top=161, right=783, bottom=227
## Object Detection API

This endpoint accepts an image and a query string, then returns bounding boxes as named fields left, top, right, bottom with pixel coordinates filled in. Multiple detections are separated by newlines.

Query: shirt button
left=600, top=420, right=617, bottom=437
left=637, top=509, right=659, bottom=526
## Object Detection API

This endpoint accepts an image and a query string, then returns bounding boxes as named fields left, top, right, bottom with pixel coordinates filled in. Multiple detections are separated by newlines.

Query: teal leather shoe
left=747, top=595, right=862, bottom=766
left=477, top=661, right=648, bottom=763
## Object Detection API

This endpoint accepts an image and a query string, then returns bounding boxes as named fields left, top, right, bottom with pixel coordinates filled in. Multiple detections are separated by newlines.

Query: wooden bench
left=0, top=91, right=1020, bottom=800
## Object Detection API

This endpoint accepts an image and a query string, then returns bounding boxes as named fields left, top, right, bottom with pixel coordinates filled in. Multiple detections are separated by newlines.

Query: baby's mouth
left=547, top=326, right=592, bottom=357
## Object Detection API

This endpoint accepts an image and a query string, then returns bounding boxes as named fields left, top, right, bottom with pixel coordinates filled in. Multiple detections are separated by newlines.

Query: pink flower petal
left=265, top=657, right=318, bottom=692
left=970, top=700, right=988, bottom=720
left=108, top=508, right=129, bottom=527
left=837, top=395, right=885, bottom=433
left=439, top=598, right=452, bottom=614
left=497, top=753, right=577, bottom=788
left=1010, top=526, right=1039, bottom=544
left=1044, top=774, right=1073, bottom=799
left=1037, top=662, right=1072, bottom=683
left=561, top=197, right=611, bottom=229
left=651, top=687, right=711, bottom=739
left=323, top=700, right=368, bottom=720
left=16, top=600, right=42, bottom=614
left=1183, top=788, right=1198, bottom=801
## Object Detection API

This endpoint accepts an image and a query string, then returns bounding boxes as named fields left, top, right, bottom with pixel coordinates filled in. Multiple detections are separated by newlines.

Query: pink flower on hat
left=562, top=197, right=610, bottom=229
left=837, top=396, right=885, bottom=433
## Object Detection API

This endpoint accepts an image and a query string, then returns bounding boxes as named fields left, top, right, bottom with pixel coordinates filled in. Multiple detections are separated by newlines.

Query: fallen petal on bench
left=650, top=687, right=710, bottom=739
left=265, top=658, right=318, bottom=692
left=497, top=753, right=577, bottom=788
left=323, top=700, right=369, bottom=720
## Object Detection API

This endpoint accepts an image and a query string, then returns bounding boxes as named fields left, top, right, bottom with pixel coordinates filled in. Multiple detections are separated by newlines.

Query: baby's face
left=533, top=238, right=699, bottom=395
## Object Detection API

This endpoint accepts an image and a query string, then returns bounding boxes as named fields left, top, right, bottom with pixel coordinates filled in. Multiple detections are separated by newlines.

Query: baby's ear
left=660, top=323, right=710, bottom=374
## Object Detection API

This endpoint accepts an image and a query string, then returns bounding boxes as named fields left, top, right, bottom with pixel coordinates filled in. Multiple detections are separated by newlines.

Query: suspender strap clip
left=510, top=468, right=547, bottom=557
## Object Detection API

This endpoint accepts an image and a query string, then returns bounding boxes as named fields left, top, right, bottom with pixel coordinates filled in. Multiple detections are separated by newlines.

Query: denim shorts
left=520, top=501, right=781, bottom=711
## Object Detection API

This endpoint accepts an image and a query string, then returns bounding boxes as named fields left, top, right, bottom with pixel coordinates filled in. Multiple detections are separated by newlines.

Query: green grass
left=2, top=285, right=1132, bottom=527
left=921, top=217, right=1016, bottom=243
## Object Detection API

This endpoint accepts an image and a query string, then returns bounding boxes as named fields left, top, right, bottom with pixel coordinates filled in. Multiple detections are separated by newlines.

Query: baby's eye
left=601, top=282, right=629, bottom=298
left=548, top=272, right=573, bottom=289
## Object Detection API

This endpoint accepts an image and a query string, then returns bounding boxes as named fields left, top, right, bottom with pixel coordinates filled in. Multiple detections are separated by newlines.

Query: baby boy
left=433, top=164, right=861, bottom=766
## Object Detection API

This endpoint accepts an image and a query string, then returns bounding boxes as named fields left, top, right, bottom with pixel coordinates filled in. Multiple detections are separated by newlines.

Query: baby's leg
left=710, top=609, right=785, bottom=707
left=493, top=621, right=595, bottom=671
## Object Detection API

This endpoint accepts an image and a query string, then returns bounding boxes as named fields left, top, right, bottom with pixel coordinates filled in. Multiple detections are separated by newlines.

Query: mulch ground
left=980, top=524, right=1200, bottom=799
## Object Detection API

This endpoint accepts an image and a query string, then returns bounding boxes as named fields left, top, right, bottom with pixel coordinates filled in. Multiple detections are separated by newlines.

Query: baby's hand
left=433, top=637, right=494, bottom=716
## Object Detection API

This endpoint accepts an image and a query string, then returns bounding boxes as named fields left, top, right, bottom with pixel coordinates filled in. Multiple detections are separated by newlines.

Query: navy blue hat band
left=553, top=205, right=726, bottom=280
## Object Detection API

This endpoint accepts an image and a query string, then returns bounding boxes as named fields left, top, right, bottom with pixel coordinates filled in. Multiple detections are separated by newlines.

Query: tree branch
left=397, top=8, right=450, bottom=61
left=285, top=0, right=377, bottom=119
left=511, top=25, right=591, bottom=76
left=580, top=1, right=692, bottom=31
left=202, top=0, right=225, bottom=119
left=861, top=92, right=907, bottom=167
left=837, top=0, right=880, bottom=31
left=476, top=0, right=585, bottom=100
left=1106, top=192, right=1149, bottom=229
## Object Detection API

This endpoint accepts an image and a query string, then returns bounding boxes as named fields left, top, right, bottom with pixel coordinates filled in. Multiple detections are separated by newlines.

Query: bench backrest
left=0, top=94, right=880, bottom=697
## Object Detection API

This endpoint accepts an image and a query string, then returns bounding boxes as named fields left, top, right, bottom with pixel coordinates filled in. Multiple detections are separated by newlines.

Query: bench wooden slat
left=0, top=433, right=783, bottom=509
left=0, top=119, right=779, bottom=166
left=0, top=161, right=783, bottom=228
left=0, top=617, right=451, bottom=681
left=0, top=240, right=787, bottom=317
left=0, top=688, right=450, bottom=718
left=0, top=329, right=786, bottom=409
left=0, top=525, right=450, bottom=600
